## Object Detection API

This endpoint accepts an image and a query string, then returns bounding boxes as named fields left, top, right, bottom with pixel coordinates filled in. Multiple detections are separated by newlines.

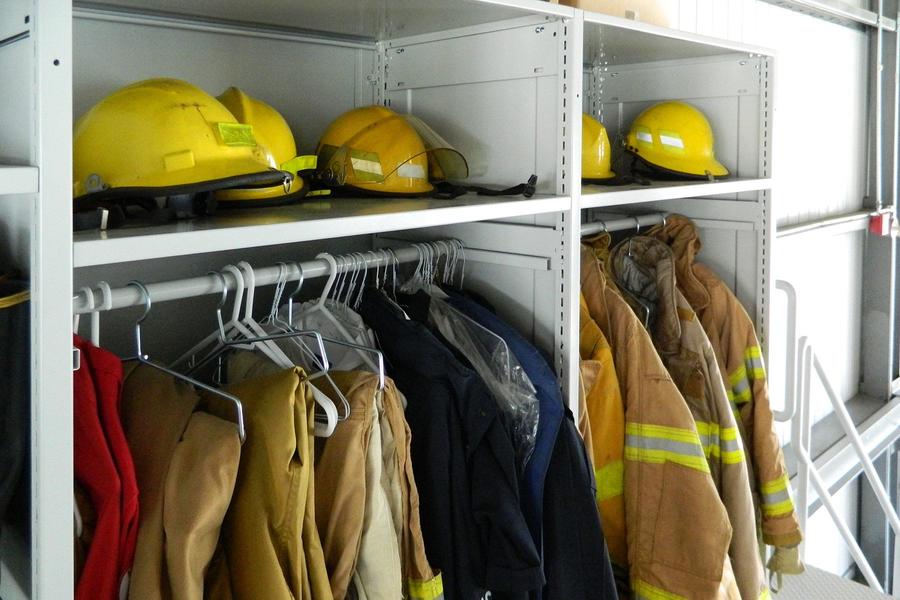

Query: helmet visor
left=402, top=115, right=469, bottom=182
left=318, top=113, right=468, bottom=187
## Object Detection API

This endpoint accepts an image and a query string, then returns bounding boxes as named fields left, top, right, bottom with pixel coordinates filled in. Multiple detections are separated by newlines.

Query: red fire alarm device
left=869, top=212, right=893, bottom=236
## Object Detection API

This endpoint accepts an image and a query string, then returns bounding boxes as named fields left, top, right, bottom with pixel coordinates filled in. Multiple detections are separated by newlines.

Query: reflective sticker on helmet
left=659, top=133, right=685, bottom=149
left=635, top=127, right=653, bottom=145
left=397, top=163, right=427, bottom=180
left=217, top=123, right=257, bottom=147
left=350, top=150, right=383, bottom=182
left=281, top=155, right=318, bottom=174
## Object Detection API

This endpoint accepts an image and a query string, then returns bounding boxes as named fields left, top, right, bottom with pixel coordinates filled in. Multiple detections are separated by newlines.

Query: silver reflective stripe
left=625, top=435, right=707, bottom=459
left=764, top=487, right=791, bottom=506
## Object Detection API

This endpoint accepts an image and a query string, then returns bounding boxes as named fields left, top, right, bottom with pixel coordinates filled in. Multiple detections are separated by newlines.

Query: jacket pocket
left=651, top=462, right=731, bottom=583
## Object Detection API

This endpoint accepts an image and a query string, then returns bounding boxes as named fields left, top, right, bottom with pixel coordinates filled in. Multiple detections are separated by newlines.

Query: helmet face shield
left=402, top=115, right=469, bottom=182
left=316, top=106, right=468, bottom=195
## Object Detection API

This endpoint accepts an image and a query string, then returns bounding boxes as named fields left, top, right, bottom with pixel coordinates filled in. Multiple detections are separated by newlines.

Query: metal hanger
left=124, top=280, right=246, bottom=444
left=296, top=252, right=379, bottom=371
left=170, top=264, right=258, bottom=369
left=186, top=270, right=341, bottom=437
left=278, top=257, right=387, bottom=392
left=616, top=216, right=653, bottom=329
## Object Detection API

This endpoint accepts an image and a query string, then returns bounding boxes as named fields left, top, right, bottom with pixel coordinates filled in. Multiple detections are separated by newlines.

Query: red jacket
left=76, top=337, right=139, bottom=590
left=74, top=335, right=121, bottom=600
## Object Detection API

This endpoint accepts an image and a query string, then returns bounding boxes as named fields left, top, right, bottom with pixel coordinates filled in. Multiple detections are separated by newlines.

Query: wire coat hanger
left=124, top=280, right=246, bottom=444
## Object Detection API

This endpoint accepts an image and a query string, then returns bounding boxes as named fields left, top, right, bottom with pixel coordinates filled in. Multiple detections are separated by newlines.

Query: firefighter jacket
left=581, top=244, right=735, bottom=600
left=579, top=294, right=628, bottom=573
left=608, top=236, right=768, bottom=600
left=649, top=215, right=803, bottom=551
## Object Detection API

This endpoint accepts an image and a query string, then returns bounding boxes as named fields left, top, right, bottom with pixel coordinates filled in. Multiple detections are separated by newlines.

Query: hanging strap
left=431, top=174, right=538, bottom=200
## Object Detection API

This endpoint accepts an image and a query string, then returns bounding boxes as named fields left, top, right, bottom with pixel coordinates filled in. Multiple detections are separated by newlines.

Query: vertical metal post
left=557, top=12, right=583, bottom=412
left=31, top=0, right=73, bottom=597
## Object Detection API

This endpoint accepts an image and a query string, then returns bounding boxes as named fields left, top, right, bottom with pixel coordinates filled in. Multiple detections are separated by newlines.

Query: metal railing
left=775, top=279, right=900, bottom=595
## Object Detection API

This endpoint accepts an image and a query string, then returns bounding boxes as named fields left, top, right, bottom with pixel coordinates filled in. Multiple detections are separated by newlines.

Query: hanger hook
left=126, top=280, right=152, bottom=359
left=316, top=253, right=339, bottom=305
left=286, top=260, right=305, bottom=326
left=633, top=215, right=641, bottom=235
left=207, top=271, right=229, bottom=341
left=221, top=265, right=245, bottom=327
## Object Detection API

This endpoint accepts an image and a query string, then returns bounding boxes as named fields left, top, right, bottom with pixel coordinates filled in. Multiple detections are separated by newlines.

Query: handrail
left=788, top=332, right=900, bottom=594
left=773, top=280, right=798, bottom=422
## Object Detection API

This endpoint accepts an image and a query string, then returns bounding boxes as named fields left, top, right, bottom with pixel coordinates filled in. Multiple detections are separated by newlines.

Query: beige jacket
left=121, top=364, right=240, bottom=600
left=609, top=237, right=768, bottom=600
left=582, top=245, right=734, bottom=600
left=649, top=215, right=803, bottom=551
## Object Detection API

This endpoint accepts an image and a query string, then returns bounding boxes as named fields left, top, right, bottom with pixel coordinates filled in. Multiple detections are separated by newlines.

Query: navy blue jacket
left=446, top=290, right=618, bottom=600
left=359, top=289, right=543, bottom=600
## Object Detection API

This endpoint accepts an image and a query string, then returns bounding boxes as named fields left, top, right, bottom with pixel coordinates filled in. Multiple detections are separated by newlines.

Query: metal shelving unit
left=582, top=177, right=772, bottom=209
left=73, top=194, right=572, bottom=267
left=0, top=167, right=39, bottom=196
left=1, top=1, right=776, bottom=597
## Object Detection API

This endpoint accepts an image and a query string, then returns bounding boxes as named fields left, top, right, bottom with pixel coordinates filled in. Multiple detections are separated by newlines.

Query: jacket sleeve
left=469, top=389, right=545, bottom=593
left=723, top=296, right=803, bottom=548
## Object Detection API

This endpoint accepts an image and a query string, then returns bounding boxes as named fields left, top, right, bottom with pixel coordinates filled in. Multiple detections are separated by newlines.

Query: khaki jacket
left=121, top=364, right=240, bottom=600
left=578, top=294, right=627, bottom=571
left=581, top=245, right=734, bottom=600
left=609, top=237, right=768, bottom=600
left=207, top=367, right=333, bottom=600
left=649, top=215, right=803, bottom=550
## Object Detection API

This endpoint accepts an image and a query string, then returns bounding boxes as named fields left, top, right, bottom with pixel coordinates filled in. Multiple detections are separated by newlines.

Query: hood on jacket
left=608, top=236, right=682, bottom=356
left=647, top=214, right=711, bottom=311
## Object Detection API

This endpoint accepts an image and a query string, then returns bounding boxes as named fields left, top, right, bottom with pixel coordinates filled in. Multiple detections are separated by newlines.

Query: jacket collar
left=608, top=236, right=681, bottom=355
left=647, top=215, right=711, bottom=311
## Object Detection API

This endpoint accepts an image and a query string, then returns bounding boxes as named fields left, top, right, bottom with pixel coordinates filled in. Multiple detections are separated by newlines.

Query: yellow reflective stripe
left=707, top=445, right=746, bottom=464
left=408, top=574, right=444, bottom=600
left=633, top=579, right=687, bottom=600
left=761, top=474, right=790, bottom=495
left=626, top=423, right=702, bottom=445
left=729, top=364, right=753, bottom=404
left=624, top=447, right=710, bottom=473
left=745, top=345, right=767, bottom=379
left=761, top=474, right=794, bottom=515
left=762, top=498, right=795, bottom=517
left=696, top=423, right=745, bottom=464
left=0, top=290, right=28, bottom=309
left=280, top=154, right=317, bottom=174
left=759, top=587, right=771, bottom=600
left=625, top=423, right=709, bottom=472
left=595, top=460, right=625, bottom=502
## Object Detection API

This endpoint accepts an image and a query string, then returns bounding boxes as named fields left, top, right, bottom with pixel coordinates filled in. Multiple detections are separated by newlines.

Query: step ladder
left=774, top=280, right=899, bottom=598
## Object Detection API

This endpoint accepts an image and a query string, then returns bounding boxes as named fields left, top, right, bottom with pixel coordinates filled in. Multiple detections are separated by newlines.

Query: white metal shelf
left=73, top=193, right=571, bottom=267
left=75, top=0, right=573, bottom=42
left=580, top=177, right=771, bottom=209
left=0, top=166, right=39, bottom=196
left=583, top=11, right=775, bottom=64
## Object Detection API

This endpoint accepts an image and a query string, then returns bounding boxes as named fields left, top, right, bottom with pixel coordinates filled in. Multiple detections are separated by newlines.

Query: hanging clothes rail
left=73, top=240, right=465, bottom=315
left=580, top=211, right=667, bottom=236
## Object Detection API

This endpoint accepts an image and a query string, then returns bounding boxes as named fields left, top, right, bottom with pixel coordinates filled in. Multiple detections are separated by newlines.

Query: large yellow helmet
left=73, top=78, right=286, bottom=203
left=316, top=106, right=468, bottom=196
left=625, top=101, right=728, bottom=178
left=215, top=87, right=313, bottom=205
left=582, top=113, right=615, bottom=181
